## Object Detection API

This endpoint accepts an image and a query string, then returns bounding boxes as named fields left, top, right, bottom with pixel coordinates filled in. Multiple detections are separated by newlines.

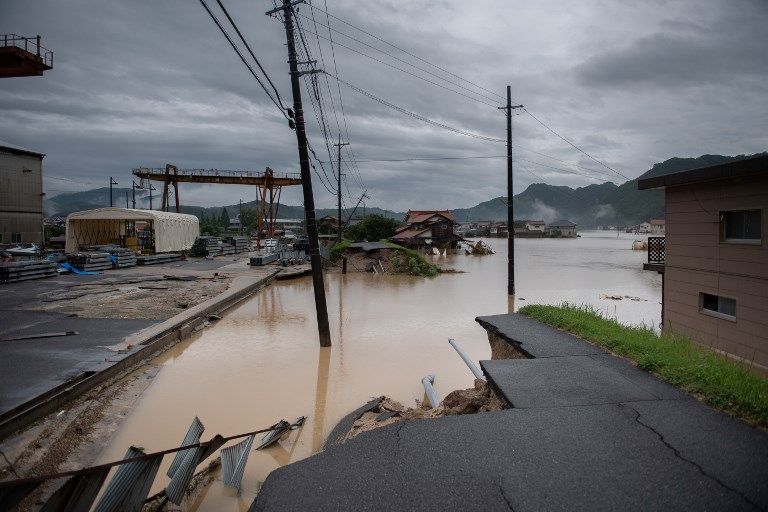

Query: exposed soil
left=340, top=379, right=507, bottom=444
left=0, top=363, right=162, bottom=511
left=487, top=330, right=529, bottom=359
left=29, top=275, right=231, bottom=320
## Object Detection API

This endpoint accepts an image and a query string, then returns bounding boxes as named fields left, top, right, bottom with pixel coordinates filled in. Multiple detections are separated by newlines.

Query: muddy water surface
left=97, top=232, right=660, bottom=510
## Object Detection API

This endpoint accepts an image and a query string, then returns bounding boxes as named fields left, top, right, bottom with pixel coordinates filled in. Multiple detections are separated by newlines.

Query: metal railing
left=647, top=236, right=665, bottom=264
left=133, top=167, right=301, bottom=181
left=1, top=34, right=53, bottom=67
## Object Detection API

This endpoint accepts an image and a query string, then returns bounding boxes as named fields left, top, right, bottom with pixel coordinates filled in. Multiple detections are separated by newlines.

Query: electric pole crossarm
left=265, top=0, right=303, bottom=16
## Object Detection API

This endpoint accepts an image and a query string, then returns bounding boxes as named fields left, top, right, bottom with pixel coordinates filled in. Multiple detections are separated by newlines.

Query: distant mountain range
left=45, top=153, right=764, bottom=227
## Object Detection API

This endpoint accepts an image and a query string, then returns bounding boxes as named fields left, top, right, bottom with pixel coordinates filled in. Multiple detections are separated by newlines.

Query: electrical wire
left=327, top=72, right=505, bottom=143
left=298, top=24, right=500, bottom=109
left=306, top=2, right=506, bottom=102
left=296, top=10, right=501, bottom=106
left=315, top=0, right=366, bottom=190
left=214, top=0, right=287, bottom=110
left=198, top=0, right=290, bottom=120
left=522, top=108, right=629, bottom=180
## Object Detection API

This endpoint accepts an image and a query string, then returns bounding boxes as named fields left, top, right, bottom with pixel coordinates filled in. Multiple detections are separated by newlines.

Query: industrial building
left=0, top=141, right=45, bottom=245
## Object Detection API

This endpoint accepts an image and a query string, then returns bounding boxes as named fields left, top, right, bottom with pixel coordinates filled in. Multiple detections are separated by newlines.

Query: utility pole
left=148, top=183, right=156, bottom=210
left=334, top=134, right=349, bottom=242
left=125, top=191, right=129, bottom=208
left=268, top=0, right=331, bottom=347
left=132, top=180, right=140, bottom=209
left=499, top=86, right=523, bottom=295
left=109, top=177, right=118, bottom=207
left=239, top=199, right=243, bottom=236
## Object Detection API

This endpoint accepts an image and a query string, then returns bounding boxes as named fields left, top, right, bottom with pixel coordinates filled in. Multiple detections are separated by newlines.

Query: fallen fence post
left=448, top=338, right=485, bottom=380
left=421, top=375, right=439, bottom=408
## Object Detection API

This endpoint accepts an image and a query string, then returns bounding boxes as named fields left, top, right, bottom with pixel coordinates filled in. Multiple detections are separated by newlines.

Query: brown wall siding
left=663, top=175, right=768, bottom=371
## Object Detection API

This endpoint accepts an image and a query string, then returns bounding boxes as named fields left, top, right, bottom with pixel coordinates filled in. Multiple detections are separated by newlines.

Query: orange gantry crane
left=132, top=164, right=302, bottom=240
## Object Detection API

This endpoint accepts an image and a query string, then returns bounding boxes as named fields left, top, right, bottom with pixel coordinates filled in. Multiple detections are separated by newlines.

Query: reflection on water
left=97, top=232, right=660, bottom=510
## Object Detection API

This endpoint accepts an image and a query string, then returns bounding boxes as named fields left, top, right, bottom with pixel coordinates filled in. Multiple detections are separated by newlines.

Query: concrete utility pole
left=499, top=86, right=523, bottom=295
left=333, top=134, right=349, bottom=242
left=109, top=177, right=118, bottom=207
left=125, top=191, right=129, bottom=208
left=239, top=198, right=243, bottom=235
left=132, top=180, right=140, bottom=209
left=268, top=0, right=331, bottom=347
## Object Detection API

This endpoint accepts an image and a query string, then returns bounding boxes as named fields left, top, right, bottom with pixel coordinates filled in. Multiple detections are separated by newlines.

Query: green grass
left=381, top=241, right=440, bottom=277
left=330, top=239, right=351, bottom=263
left=519, top=303, right=768, bottom=428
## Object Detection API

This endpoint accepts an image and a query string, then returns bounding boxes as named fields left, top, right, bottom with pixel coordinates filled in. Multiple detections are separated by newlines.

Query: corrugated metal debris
left=40, top=467, right=110, bottom=512
left=93, top=446, right=162, bottom=512
left=221, top=434, right=255, bottom=493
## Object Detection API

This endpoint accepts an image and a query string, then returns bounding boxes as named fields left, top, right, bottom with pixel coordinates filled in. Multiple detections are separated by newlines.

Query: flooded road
left=97, top=231, right=660, bottom=510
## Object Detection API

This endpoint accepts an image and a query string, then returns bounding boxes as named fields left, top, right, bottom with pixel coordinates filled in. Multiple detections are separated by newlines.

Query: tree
left=345, top=214, right=399, bottom=242
left=219, top=208, right=230, bottom=228
left=239, top=208, right=257, bottom=232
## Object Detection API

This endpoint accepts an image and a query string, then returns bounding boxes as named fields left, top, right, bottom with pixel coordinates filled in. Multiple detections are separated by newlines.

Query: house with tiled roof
left=391, top=210, right=461, bottom=250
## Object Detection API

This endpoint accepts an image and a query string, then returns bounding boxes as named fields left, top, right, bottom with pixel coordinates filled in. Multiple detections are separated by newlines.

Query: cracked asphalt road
left=252, top=313, right=768, bottom=512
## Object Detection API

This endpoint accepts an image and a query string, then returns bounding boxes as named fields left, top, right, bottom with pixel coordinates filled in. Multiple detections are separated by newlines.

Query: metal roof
left=0, top=139, right=45, bottom=158
left=637, top=154, right=768, bottom=190
left=548, top=220, right=577, bottom=228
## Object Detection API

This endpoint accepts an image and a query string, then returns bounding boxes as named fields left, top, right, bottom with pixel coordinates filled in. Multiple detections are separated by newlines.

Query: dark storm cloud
left=1, top=0, right=767, bottom=210
left=576, top=11, right=768, bottom=89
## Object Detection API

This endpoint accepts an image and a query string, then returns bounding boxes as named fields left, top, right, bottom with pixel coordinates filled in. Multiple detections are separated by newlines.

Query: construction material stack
left=223, top=236, right=251, bottom=253
left=191, top=236, right=220, bottom=257
left=0, top=260, right=58, bottom=283
left=67, top=252, right=112, bottom=272
left=137, top=253, right=182, bottom=265
left=83, top=245, right=138, bottom=268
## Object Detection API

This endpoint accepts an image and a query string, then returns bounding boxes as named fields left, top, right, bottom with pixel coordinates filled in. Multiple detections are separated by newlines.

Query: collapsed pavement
left=251, top=313, right=768, bottom=511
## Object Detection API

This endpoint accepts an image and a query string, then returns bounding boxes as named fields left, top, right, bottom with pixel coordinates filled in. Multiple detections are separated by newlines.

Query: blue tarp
left=58, top=262, right=98, bottom=275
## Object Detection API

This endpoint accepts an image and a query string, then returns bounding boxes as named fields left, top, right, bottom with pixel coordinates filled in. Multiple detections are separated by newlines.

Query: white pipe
left=448, top=338, right=485, bottom=380
left=421, top=374, right=439, bottom=408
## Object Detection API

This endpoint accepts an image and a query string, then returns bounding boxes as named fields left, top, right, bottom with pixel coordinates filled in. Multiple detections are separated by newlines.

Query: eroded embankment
left=326, top=329, right=527, bottom=447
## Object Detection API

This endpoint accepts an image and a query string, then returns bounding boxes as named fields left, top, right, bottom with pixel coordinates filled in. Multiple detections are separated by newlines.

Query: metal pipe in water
left=421, top=374, right=439, bottom=409
left=448, top=338, right=485, bottom=381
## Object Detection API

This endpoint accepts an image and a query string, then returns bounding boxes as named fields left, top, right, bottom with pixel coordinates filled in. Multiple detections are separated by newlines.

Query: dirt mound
left=340, top=379, right=507, bottom=444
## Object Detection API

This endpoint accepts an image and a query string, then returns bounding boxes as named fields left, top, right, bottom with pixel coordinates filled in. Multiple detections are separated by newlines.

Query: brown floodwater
left=96, top=232, right=661, bottom=510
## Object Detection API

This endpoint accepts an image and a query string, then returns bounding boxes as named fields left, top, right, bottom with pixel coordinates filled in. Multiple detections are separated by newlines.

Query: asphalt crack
left=499, top=485, right=515, bottom=511
left=619, top=403, right=763, bottom=511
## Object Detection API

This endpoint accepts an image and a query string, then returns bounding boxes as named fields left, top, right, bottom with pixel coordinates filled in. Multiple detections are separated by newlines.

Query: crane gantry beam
left=132, top=164, right=302, bottom=242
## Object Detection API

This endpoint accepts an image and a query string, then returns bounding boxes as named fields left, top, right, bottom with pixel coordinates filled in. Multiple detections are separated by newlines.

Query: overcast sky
left=2, top=0, right=767, bottom=211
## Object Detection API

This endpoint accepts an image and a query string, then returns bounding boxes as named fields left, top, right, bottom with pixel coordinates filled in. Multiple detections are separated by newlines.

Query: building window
left=721, top=210, right=761, bottom=243
left=11, top=232, right=22, bottom=243
left=699, top=292, right=736, bottom=321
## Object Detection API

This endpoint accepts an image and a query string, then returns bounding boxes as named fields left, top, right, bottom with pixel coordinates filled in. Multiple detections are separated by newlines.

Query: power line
left=295, top=10, right=500, bottom=106
left=197, top=0, right=290, bottom=120
left=306, top=2, right=506, bottom=102
left=298, top=24, right=500, bottom=109
left=327, top=72, right=505, bottom=143
left=522, top=108, right=629, bottom=180
left=315, top=0, right=366, bottom=191
left=214, top=0, right=287, bottom=110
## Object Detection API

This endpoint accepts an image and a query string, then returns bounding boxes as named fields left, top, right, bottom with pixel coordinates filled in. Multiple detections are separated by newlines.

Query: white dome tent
left=65, top=207, right=199, bottom=254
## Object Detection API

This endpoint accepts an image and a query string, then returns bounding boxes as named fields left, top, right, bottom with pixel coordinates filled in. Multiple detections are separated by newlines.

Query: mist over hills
left=46, top=153, right=764, bottom=227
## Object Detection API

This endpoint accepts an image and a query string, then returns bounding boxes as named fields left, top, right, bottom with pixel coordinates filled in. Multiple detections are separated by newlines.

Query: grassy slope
left=519, top=304, right=768, bottom=428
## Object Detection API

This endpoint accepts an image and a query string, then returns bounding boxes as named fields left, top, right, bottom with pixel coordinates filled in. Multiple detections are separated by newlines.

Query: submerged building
left=391, top=209, right=460, bottom=250
left=0, top=141, right=45, bottom=244
left=639, top=154, right=768, bottom=372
